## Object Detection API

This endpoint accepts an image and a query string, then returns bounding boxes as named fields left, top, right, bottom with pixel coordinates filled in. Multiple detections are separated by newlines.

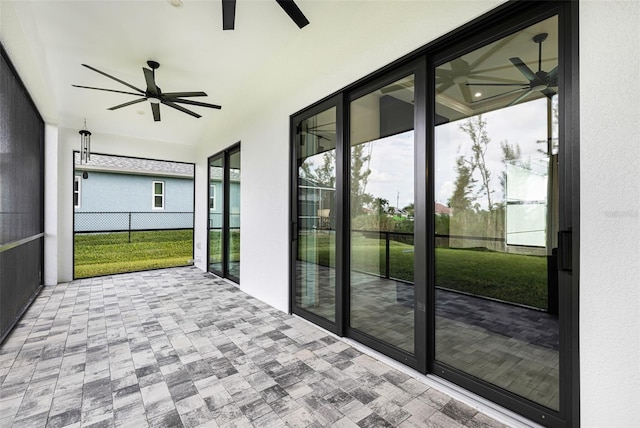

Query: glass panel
left=434, top=16, right=559, bottom=410
left=227, top=149, right=241, bottom=280
left=154, top=182, right=163, bottom=195
left=295, top=106, right=337, bottom=322
left=209, top=156, right=224, bottom=274
left=154, top=196, right=163, bottom=208
left=350, top=75, right=415, bottom=353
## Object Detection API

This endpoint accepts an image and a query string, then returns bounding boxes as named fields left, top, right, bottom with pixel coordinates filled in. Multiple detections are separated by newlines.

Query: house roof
left=209, top=167, right=241, bottom=183
left=75, top=153, right=194, bottom=178
left=435, top=202, right=452, bottom=215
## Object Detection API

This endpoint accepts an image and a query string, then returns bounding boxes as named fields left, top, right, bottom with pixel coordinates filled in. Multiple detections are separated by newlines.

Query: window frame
left=207, top=142, right=241, bottom=284
left=152, top=180, right=165, bottom=210
left=74, top=175, right=81, bottom=209
left=209, top=184, right=216, bottom=211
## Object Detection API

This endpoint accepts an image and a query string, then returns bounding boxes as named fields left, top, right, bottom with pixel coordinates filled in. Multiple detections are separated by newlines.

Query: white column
left=43, top=124, right=58, bottom=286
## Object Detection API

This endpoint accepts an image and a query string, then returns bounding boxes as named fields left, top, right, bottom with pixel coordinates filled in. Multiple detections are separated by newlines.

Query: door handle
left=558, top=229, right=572, bottom=272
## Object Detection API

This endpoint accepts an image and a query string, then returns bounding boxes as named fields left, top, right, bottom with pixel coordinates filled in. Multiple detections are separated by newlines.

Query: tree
left=372, top=197, right=389, bottom=215
left=350, top=143, right=373, bottom=217
left=300, top=151, right=335, bottom=188
left=449, top=155, right=476, bottom=212
left=403, top=203, right=415, bottom=218
left=459, top=115, right=493, bottom=211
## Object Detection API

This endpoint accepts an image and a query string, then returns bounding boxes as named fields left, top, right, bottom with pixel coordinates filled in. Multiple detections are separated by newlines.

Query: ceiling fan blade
left=466, top=83, right=529, bottom=87
left=467, top=74, right=528, bottom=84
left=81, top=64, right=144, bottom=93
left=471, top=87, right=527, bottom=104
left=107, top=98, right=147, bottom=110
left=170, top=98, right=222, bottom=109
left=162, top=100, right=202, bottom=118
left=468, top=33, right=516, bottom=69
left=151, top=103, right=161, bottom=122
left=547, top=65, right=559, bottom=82
left=222, top=0, right=236, bottom=30
left=509, top=57, right=537, bottom=82
left=507, top=89, right=534, bottom=107
left=436, top=81, right=455, bottom=95
left=72, top=85, right=143, bottom=97
left=275, top=0, right=309, bottom=29
left=163, top=91, right=208, bottom=98
left=458, top=83, right=472, bottom=103
left=143, top=68, right=159, bottom=95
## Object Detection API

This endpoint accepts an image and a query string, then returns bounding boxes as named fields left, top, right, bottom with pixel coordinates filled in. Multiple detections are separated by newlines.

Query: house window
left=152, top=181, right=164, bottom=209
left=74, top=176, right=81, bottom=208
left=209, top=184, right=216, bottom=211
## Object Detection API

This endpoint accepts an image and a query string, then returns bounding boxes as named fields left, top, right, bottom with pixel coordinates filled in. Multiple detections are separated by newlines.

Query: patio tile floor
left=0, top=267, right=512, bottom=428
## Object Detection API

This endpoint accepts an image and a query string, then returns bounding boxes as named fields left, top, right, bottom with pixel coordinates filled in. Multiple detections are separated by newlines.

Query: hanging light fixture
left=79, top=119, right=92, bottom=163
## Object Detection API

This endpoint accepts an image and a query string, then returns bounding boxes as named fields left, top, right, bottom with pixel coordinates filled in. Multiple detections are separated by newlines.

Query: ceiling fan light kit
left=73, top=60, right=221, bottom=122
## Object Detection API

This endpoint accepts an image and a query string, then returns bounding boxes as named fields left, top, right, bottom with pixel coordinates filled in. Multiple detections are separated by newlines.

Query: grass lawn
left=208, top=230, right=241, bottom=263
left=299, top=232, right=548, bottom=309
left=74, top=230, right=193, bottom=278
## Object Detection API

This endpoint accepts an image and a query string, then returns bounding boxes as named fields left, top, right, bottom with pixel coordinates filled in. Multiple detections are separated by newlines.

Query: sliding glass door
left=290, top=3, right=576, bottom=424
left=208, top=144, right=241, bottom=283
left=348, top=74, right=418, bottom=357
left=433, top=14, right=561, bottom=411
left=293, top=101, right=339, bottom=328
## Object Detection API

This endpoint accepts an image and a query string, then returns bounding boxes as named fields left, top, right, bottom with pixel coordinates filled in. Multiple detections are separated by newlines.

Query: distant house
left=434, top=202, right=452, bottom=216
left=74, top=153, right=194, bottom=232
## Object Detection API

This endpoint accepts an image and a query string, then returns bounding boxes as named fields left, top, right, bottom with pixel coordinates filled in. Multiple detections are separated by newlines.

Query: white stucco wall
left=44, top=124, right=58, bottom=286
left=579, top=1, right=640, bottom=426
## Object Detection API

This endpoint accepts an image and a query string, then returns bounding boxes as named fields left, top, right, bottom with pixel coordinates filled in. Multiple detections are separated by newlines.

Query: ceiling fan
left=467, top=33, right=558, bottom=106
left=72, top=61, right=221, bottom=122
left=222, top=0, right=309, bottom=30
left=436, top=35, right=518, bottom=103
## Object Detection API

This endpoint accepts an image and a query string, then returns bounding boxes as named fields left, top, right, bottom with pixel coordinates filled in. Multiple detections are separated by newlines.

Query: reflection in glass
left=349, top=75, right=415, bottom=353
left=227, top=149, right=241, bottom=280
left=434, top=16, right=559, bottom=409
left=209, top=155, right=224, bottom=274
left=295, top=107, right=337, bottom=322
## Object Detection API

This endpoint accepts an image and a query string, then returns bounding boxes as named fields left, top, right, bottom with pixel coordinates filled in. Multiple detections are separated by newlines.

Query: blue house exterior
left=208, top=169, right=240, bottom=229
left=74, top=154, right=194, bottom=232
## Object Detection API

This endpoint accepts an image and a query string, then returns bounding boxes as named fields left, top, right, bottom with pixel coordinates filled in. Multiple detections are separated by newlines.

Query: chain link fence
left=75, top=211, right=193, bottom=233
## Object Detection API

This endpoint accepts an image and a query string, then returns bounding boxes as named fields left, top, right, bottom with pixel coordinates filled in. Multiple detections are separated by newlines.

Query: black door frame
left=343, top=60, right=426, bottom=371
left=207, top=142, right=241, bottom=283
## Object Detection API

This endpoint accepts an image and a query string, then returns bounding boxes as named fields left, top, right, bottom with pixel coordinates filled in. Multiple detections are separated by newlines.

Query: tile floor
left=0, top=266, right=511, bottom=428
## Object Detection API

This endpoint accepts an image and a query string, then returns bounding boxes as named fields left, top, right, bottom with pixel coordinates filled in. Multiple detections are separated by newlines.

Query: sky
left=302, top=95, right=555, bottom=212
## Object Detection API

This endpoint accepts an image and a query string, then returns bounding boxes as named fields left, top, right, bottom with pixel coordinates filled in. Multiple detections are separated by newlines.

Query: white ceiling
left=2, top=1, right=512, bottom=147
left=3, top=0, right=342, bottom=145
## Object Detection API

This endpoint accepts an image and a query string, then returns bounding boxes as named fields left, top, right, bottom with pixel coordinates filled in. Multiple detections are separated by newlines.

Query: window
left=152, top=181, right=164, bottom=209
left=209, top=184, right=216, bottom=211
left=74, top=176, right=81, bottom=209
